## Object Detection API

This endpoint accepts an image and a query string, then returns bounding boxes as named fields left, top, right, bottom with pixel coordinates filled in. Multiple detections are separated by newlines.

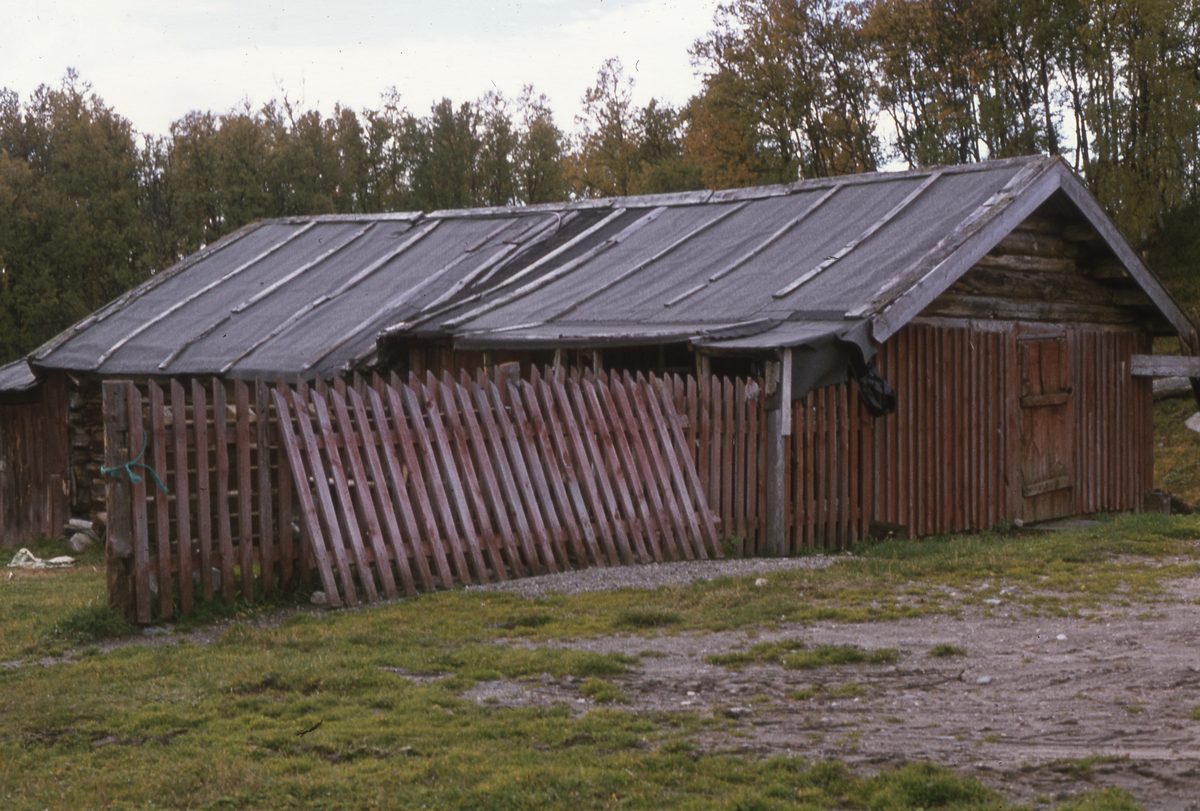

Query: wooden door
left=1018, top=336, right=1075, bottom=523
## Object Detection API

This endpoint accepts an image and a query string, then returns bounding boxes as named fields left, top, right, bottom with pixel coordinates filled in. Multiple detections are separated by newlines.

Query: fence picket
left=518, top=379, right=588, bottom=568
left=402, top=381, right=473, bottom=584
left=212, top=380, right=236, bottom=603
left=256, top=380, right=275, bottom=597
left=149, top=381, right=173, bottom=619
left=436, top=372, right=506, bottom=581
left=107, top=367, right=750, bottom=621
left=271, top=387, right=341, bottom=606
left=292, top=387, right=359, bottom=606
left=236, top=381, right=255, bottom=601
left=170, top=380, right=194, bottom=613
left=454, top=373, right=522, bottom=578
left=547, top=375, right=620, bottom=567
left=347, top=387, right=416, bottom=596
left=534, top=377, right=603, bottom=567
left=331, top=389, right=399, bottom=599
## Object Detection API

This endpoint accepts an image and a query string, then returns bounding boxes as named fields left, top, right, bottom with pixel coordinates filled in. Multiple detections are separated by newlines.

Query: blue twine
left=100, top=428, right=170, bottom=493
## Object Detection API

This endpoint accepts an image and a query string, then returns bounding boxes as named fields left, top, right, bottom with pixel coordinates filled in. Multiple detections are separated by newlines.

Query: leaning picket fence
left=102, top=367, right=721, bottom=622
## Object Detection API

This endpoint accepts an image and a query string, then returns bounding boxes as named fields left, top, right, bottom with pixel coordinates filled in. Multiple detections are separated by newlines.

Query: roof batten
left=468, top=208, right=627, bottom=301
left=303, top=240, right=534, bottom=373
left=846, top=161, right=1046, bottom=319
left=93, top=221, right=318, bottom=369
left=422, top=215, right=561, bottom=312
left=218, top=221, right=440, bottom=375
left=548, top=202, right=749, bottom=321
left=158, top=222, right=377, bottom=370
left=773, top=172, right=942, bottom=300
left=442, top=207, right=665, bottom=329
left=661, top=186, right=839, bottom=311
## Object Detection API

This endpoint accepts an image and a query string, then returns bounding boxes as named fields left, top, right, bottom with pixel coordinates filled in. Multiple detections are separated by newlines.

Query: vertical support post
left=765, top=349, right=792, bottom=556
left=103, top=381, right=135, bottom=620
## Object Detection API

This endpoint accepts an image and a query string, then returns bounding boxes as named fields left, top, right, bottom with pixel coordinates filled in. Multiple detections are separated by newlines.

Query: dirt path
left=462, top=585, right=1200, bottom=810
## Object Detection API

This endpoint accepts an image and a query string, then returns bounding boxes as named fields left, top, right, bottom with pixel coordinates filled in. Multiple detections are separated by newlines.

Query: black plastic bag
left=849, top=361, right=895, bottom=417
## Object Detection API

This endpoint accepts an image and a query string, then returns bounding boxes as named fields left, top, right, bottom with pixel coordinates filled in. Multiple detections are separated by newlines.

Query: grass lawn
left=4, top=512, right=1199, bottom=810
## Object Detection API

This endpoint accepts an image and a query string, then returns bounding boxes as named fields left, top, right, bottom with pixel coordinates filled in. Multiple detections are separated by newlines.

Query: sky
left=1, top=0, right=721, bottom=138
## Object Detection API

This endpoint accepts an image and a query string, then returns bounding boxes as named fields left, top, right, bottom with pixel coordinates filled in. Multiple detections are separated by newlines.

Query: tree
left=690, top=0, right=879, bottom=181
left=0, top=72, right=149, bottom=361
left=513, top=87, right=569, bottom=204
left=630, top=99, right=703, bottom=194
left=570, top=58, right=643, bottom=198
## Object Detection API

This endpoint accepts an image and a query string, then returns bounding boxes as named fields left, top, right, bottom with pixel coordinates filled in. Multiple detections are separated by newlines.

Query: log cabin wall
left=0, top=372, right=69, bottom=545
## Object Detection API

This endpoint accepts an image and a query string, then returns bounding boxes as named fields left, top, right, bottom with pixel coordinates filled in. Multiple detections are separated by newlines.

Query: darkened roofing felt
left=435, top=155, right=1192, bottom=354
left=28, top=155, right=1193, bottom=383
left=0, top=359, right=38, bottom=393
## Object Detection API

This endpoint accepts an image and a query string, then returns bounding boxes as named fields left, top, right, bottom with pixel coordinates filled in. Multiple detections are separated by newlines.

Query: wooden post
left=765, top=349, right=792, bottom=556
left=102, top=381, right=135, bottom=620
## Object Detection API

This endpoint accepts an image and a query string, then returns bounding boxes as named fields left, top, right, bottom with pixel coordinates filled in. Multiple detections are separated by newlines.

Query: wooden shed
left=4, top=155, right=1194, bottom=550
left=383, top=156, right=1196, bottom=547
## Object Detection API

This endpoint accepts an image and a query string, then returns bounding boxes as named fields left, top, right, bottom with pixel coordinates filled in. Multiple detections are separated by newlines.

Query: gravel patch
left=463, top=554, right=847, bottom=598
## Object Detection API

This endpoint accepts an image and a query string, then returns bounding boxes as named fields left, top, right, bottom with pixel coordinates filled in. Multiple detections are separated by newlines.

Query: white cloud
left=0, top=0, right=718, bottom=136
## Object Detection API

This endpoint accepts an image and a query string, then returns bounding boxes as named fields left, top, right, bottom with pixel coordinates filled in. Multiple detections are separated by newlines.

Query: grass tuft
left=612, top=606, right=683, bottom=630
left=50, top=601, right=135, bottom=644
left=783, top=645, right=899, bottom=670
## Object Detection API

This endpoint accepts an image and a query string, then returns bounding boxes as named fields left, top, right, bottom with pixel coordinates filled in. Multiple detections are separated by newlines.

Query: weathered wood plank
left=519, top=377, right=589, bottom=568
left=605, top=377, right=679, bottom=561
left=274, top=379, right=295, bottom=588
left=581, top=379, right=653, bottom=563
left=191, top=380, right=214, bottom=600
left=1130, top=354, right=1200, bottom=377
left=436, top=371, right=507, bottom=581
left=456, top=372, right=524, bottom=578
left=291, top=387, right=358, bottom=605
left=102, top=381, right=134, bottom=619
left=170, top=380, right=194, bottom=614
left=331, top=389, right=399, bottom=599
left=362, top=385, right=431, bottom=593
left=535, top=377, right=604, bottom=567
left=733, top=377, right=746, bottom=548
left=546, top=375, right=619, bottom=566
left=385, top=379, right=455, bottom=589
left=643, top=373, right=711, bottom=559
left=271, top=387, right=342, bottom=606
left=126, top=383, right=152, bottom=624
left=620, top=373, right=692, bottom=560
left=212, top=380, right=236, bottom=603
left=295, top=379, right=315, bottom=586
left=471, top=372, right=539, bottom=576
left=235, top=381, right=255, bottom=602
left=401, top=381, right=473, bottom=584
left=422, top=374, right=492, bottom=583
left=312, top=391, right=379, bottom=602
left=149, top=381, right=173, bottom=619
left=653, top=374, right=722, bottom=558
left=567, top=377, right=635, bottom=565
left=256, top=379, right=275, bottom=597
left=505, top=377, right=567, bottom=572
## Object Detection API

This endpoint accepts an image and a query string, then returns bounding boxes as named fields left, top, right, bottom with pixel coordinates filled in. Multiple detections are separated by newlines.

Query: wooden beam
left=765, top=349, right=791, bottom=556
left=1130, top=355, right=1200, bottom=377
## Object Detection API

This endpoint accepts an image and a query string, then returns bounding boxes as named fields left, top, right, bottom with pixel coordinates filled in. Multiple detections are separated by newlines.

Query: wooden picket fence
left=274, top=367, right=722, bottom=607
left=660, top=374, right=871, bottom=555
left=102, top=367, right=723, bottom=621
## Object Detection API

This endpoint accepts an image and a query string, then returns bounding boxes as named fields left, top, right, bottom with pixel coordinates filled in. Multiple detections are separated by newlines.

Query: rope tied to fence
left=101, top=428, right=170, bottom=493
